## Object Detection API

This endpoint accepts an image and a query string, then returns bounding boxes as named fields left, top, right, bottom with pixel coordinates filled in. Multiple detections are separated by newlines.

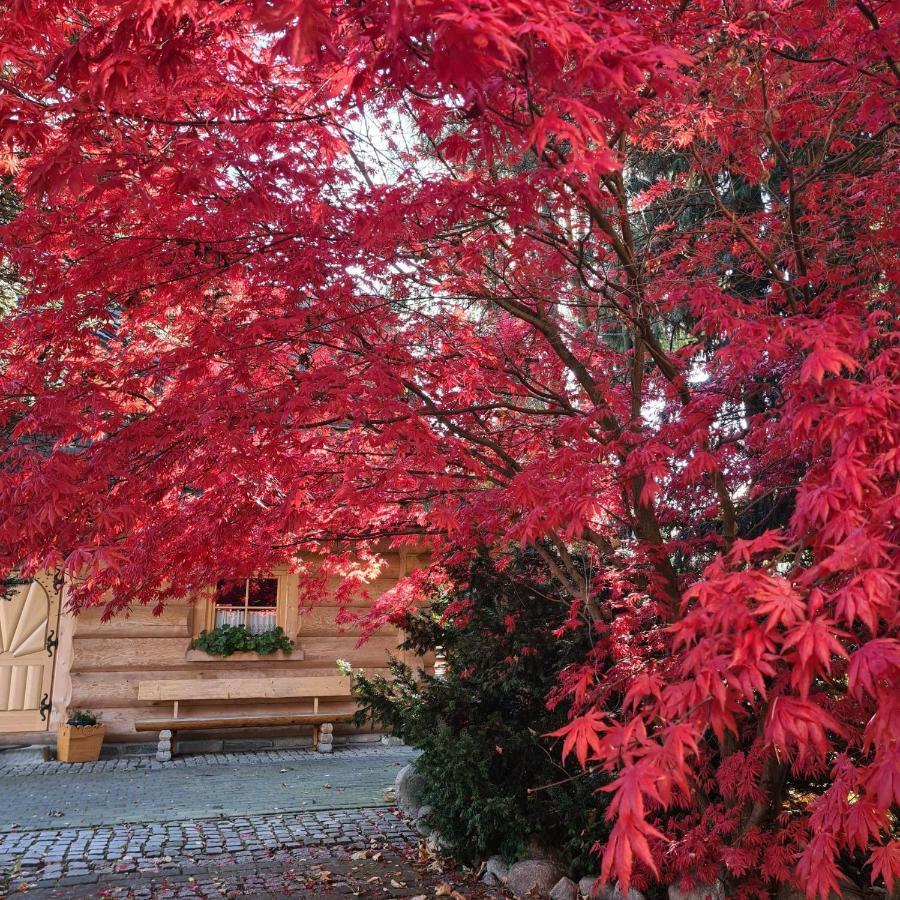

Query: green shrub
left=191, top=624, right=293, bottom=656
left=67, top=709, right=99, bottom=727
left=349, top=550, right=608, bottom=875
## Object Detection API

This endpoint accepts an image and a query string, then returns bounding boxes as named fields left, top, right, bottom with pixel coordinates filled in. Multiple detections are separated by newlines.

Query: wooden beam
left=136, top=675, right=351, bottom=702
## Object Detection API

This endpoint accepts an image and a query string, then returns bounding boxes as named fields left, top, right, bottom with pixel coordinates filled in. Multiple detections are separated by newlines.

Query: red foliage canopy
left=0, top=0, right=897, bottom=896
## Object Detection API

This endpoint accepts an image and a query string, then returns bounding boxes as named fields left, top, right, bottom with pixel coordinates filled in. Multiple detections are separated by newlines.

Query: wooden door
left=0, top=574, right=61, bottom=732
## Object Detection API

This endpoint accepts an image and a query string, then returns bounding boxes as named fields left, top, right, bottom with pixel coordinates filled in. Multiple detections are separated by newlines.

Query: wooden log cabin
left=0, top=549, right=426, bottom=754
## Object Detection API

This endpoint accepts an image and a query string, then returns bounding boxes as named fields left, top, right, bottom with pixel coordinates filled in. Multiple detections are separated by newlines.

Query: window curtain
left=246, top=609, right=277, bottom=634
left=214, top=608, right=276, bottom=633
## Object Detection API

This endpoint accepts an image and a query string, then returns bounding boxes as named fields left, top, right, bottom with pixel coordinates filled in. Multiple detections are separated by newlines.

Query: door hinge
left=45, top=629, right=58, bottom=657
left=2, top=577, right=28, bottom=601
left=39, top=694, right=51, bottom=722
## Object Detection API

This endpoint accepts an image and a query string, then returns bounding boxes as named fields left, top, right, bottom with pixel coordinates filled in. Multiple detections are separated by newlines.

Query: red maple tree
left=1, top=1, right=897, bottom=896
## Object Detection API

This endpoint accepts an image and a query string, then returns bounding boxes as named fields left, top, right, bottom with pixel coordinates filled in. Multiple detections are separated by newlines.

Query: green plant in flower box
left=191, top=624, right=292, bottom=656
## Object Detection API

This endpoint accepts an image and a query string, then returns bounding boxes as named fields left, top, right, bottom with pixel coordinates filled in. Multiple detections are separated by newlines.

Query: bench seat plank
left=134, top=712, right=355, bottom=732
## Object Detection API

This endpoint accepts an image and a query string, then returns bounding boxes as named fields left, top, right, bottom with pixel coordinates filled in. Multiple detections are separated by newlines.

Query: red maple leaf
left=547, top=710, right=607, bottom=768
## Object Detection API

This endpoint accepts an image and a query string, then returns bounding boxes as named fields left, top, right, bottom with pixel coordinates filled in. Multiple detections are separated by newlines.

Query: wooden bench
left=134, top=676, right=354, bottom=760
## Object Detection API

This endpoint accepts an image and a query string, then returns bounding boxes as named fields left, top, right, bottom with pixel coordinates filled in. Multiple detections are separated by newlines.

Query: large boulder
left=579, top=879, right=645, bottom=900
left=414, top=818, right=432, bottom=837
left=426, top=830, right=452, bottom=854
left=394, top=763, right=427, bottom=818
left=506, top=859, right=565, bottom=898
left=668, top=881, right=725, bottom=900
left=414, top=803, right=434, bottom=835
left=550, top=877, right=579, bottom=900
left=605, top=886, right=646, bottom=900
left=777, top=884, right=866, bottom=900
left=486, top=856, right=510, bottom=882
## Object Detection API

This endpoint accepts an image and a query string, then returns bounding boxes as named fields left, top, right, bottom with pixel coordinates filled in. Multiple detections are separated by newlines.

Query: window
left=190, top=569, right=301, bottom=649
left=213, top=578, right=279, bottom=634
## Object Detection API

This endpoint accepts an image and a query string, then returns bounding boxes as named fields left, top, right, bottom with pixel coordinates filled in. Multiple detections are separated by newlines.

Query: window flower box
left=185, top=648, right=302, bottom=662
left=189, top=623, right=296, bottom=659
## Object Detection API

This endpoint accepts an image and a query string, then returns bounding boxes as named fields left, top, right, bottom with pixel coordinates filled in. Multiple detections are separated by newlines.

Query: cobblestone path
left=0, top=807, right=503, bottom=898
left=0, top=747, right=506, bottom=898
left=0, top=747, right=416, bottom=830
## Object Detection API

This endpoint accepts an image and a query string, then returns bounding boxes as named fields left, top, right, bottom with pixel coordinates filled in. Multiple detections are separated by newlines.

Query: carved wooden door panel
left=0, top=574, right=61, bottom=732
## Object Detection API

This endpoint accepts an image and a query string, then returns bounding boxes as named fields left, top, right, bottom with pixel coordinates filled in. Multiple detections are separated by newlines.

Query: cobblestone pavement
left=0, top=745, right=413, bottom=779
left=0, top=747, right=416, bottom=830
left=0, top=807, right=504, bottom=898
left=0, top=748, right=507, bottom=898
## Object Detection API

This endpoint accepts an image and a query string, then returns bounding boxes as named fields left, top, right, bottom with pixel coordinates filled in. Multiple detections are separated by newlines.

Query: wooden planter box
left=57, top=724, right=105, bottom=763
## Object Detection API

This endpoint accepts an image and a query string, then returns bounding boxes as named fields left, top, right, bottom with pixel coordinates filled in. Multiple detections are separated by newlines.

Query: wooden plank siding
left=64, top=551, right=428, bottom=741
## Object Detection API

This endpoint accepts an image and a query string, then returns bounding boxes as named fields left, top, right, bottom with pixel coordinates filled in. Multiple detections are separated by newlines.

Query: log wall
left=59, top=552, right=425, bottom=742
